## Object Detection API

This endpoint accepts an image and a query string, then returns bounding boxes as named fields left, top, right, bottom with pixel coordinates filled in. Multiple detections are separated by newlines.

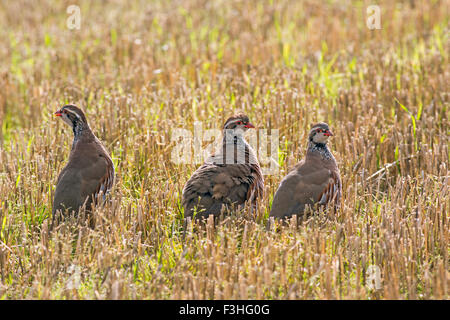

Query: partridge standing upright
left=182, top=113, right=264, bottom=219
left=269, top=122, right=341, bottom=219
left=52, top=105, right=114, bottom=227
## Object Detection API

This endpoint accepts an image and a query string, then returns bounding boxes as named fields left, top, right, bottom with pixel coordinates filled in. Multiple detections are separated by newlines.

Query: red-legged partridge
left=182, top=113, right=264, bottom=219
left=52, top=105, right=114, bottom=226
left=269, top=122, right=341, bottom=219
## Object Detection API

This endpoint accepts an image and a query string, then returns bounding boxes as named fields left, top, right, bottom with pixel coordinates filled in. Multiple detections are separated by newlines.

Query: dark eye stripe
left=64, top=109, right=81, bottom=119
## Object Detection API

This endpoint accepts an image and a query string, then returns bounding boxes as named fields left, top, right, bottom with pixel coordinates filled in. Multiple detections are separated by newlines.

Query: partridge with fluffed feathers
left=182, top=113, right=264, bottom=219
left=52, top=105, right=114, bottom=227
left=269, top=122, right=341, bottom=219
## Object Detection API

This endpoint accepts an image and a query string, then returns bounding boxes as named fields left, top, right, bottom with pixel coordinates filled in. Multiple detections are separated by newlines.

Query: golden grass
left=0, top=0, right=448, bottom=299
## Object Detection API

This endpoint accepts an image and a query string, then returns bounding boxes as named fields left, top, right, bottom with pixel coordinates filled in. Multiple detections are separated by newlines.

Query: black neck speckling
left=71, top=120, right=85, bottom=149
left=308, top=141, right=334, bottom=160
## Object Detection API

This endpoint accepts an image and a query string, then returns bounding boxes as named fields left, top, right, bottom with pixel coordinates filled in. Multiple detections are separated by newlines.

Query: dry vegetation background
left=0, top=0, right=448, bottom=299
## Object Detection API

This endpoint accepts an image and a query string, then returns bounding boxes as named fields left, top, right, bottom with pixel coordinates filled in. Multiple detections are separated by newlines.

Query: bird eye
left=317, top=129, right=322, bottom=133
left=237, top=121, right=242, bottom=125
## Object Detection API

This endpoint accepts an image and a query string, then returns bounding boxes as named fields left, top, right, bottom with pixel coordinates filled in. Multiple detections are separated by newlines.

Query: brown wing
left=317, top=170, right=341, bottom=208
left=80, top=152, right=114, bottom=206
left=182, top=162, right=256, bottom=218
left=246, top=163, right=264, bottom=203
left=52, top=153, right=114, bottom=217
left=269, top=162, right=340, bottom=218
left=52, top=166, right=83, bottom=215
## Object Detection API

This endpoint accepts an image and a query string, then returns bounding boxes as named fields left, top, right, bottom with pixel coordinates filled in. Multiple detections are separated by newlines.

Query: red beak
left=54, top=110, right=62, bottom=117
left=244, top=123, right=255, bottom=128
left=324, top=130, right=333, bottom=136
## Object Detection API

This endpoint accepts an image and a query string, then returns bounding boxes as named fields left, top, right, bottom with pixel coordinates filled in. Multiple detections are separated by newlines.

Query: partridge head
left=308, top=122, right=334, bottom=145
left=222, top=113, right=255, bottom=131
left=55, top=105, right=88, bottom=127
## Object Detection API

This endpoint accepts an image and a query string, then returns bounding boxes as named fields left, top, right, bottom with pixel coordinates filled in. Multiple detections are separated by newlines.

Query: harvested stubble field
left=0, top=0, right=448, bottom=300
